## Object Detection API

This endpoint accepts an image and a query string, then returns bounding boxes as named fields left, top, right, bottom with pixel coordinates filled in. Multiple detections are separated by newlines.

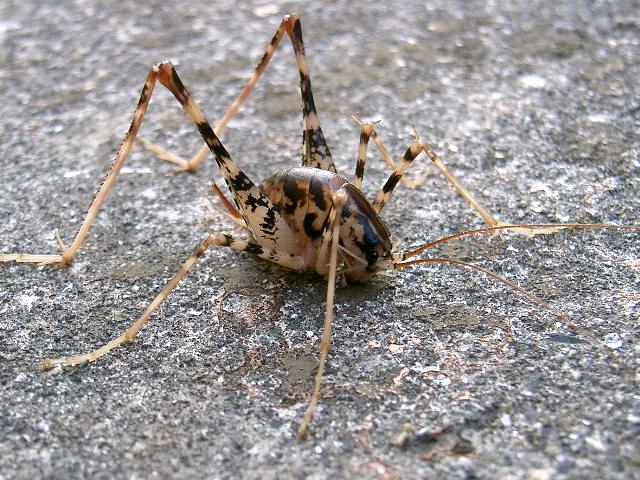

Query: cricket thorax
left=260, top=167, right=393, bottom=280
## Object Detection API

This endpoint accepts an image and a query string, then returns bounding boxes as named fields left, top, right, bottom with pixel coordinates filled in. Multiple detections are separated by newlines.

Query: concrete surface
left=1, top=1, right=639, bottom=478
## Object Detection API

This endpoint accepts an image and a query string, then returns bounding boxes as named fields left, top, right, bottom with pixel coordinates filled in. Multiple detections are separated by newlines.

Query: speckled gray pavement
left=1, top=1, right=639, bottom=479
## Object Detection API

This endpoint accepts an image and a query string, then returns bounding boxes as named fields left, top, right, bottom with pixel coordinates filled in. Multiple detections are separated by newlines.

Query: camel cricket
left=2, top=14, right=638, bottom=438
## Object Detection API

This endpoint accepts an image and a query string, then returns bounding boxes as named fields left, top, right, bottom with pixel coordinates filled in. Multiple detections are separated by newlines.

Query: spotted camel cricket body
left=1, top=14, right=639, bottom=439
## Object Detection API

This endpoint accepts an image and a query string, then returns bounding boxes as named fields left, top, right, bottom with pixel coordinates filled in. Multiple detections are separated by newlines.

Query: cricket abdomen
left=260, top=167, right=393, bottom=280
left=261, top=167, right=345, bottom=241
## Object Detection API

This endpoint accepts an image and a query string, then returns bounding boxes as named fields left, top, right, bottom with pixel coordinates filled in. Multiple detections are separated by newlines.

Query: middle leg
left=43, top=231, right=309, bottom=369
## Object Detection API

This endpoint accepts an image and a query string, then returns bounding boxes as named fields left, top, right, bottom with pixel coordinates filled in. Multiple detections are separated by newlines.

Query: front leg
left=372, top=132, right=501, bottom=229
left=350, top=116, right=429, bottom=190
left=298, top=189, right=348, bottom=439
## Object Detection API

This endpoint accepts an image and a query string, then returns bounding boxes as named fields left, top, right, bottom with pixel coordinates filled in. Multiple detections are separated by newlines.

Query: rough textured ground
left=1, top=1, right=639, bottom=479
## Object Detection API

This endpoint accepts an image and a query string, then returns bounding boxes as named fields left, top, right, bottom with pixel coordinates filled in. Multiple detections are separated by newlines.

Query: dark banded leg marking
left=350, top=115, right=428, bottom=192
left=138, top=16, right=289, bottom=171
left=352, top=123, right=373, bottom=190
left=154, top=62, right=299, bottom=254
left=373, top=140, right=424, bottom=213
left=138, top=14, right=335, bottom=174
left=371, top=134, right=500, bottom=227
left=368, top=126, right=429, bottom=188
left=284, top=15, right=335, bottom=172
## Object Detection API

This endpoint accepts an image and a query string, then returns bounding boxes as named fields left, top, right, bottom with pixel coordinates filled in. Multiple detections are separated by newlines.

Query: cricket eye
left=366, top=250, right=379, bottom=266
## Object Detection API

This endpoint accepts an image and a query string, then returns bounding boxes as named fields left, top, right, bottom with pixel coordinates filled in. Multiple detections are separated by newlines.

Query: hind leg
left=139, top=15, right=336, bottom=173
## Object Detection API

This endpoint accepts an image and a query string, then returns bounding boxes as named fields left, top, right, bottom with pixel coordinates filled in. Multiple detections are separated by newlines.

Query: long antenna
left=394, top=257, right=636, bottom=378
left=398, top=223, right=640, bottom=261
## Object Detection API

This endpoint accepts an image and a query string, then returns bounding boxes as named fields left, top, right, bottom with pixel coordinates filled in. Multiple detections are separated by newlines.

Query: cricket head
left=339, top=184, right=394, bottom=283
